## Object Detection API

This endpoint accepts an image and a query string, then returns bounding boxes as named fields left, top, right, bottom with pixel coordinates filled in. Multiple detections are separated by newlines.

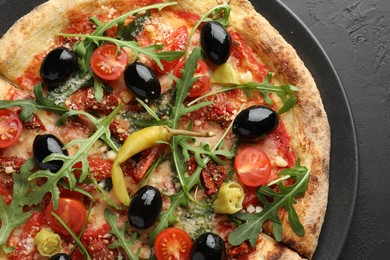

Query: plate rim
left=251, top=0, right=359, bottom=258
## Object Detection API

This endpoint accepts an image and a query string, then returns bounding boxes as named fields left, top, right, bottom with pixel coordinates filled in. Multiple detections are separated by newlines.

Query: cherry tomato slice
left=91, top=44, right=128, bottom=81
left=0, top=109, right=23, bottom=148
left=156, top=26, right=188, bottom=74
left=234, top=146, right=272, bottom=187
left=173, top=59, right=210, bottom=97
left=154, top=228, right=192, bottom=260
left=44, top=198, right=87, bottom=236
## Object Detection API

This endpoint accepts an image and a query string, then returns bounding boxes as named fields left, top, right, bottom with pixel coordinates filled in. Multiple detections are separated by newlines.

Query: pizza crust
left=0, top=0, right=329, bottom=258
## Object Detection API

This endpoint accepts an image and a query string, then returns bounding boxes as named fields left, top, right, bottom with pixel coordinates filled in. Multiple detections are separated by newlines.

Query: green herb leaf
left=189, top=72, right=298, bottom=114
left=61, top=2, right=179, bottom=74
left=228, top=160, right=310, bottom=247
left=92, top=73, right=104, bottom=103
left=118, top=11, right=151, bottom=41
left=105, top=209, right=140, bottom=260
left=51, top=211, right=91, bottom=260
left=21, top=105, right=121, bottom=209
left=0, top=159, right=34, bottom=252
left=0, top=84, right=69, bottom=122
left=60, top=34, right=184, bottom=71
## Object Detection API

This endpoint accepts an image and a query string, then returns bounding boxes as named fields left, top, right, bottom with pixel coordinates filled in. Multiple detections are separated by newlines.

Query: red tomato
left=45, top=198, right=87, bottom=236
left=91, top=44, right=128, bottom=80
left=9, top=212, right=44, bottom=259
left=0, top=109, right=23, bottom=148
left=73, top=158, right=113, bottom=181
left=173, top=59, right=210, bottom=97
left=154, top=228, right=192, bottom=260
left=156, top=26, right=188, bottom=74
left=234, top=147, right=272, bottom=187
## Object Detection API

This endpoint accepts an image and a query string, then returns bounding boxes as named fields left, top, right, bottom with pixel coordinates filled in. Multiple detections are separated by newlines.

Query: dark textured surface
left=0, top=0, right=389, bottom=259
left=279, top=1, right=390, bottom=259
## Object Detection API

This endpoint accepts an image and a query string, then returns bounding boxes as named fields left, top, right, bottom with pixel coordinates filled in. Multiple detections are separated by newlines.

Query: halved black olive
left=49, top=253, right=71, bottom=260
left=40, top=47, right=78, bottom=88
left=200, top=21, right=232, bottom=65
left=128, top=185, right=162, bottom=230
left=124, top=62, right=161, bottom=101
left=190, top=232, right=225, bottom=260
left=33, top=134, right=68, bottom=173
left=233, top=105, right=279, bottom=140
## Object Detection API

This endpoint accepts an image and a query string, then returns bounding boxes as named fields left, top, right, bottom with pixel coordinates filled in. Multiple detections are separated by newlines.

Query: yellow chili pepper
left=112, top=125, right=214, bottom=206
left=34, top=228, right=62, bottom=257
left=213, top=181, right=244, bottom=214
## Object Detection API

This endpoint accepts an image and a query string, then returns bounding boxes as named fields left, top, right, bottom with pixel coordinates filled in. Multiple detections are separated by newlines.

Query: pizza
left=0, top=0, right=330, bottom=259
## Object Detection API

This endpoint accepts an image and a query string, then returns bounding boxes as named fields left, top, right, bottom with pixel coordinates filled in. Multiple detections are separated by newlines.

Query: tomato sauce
left=230, top=31, right=267, bottom=82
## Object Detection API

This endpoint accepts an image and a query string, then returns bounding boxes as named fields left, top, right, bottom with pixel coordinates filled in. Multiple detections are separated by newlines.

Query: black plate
left=0, top=0, right=358, bottom=259
left=252, top=1, right=359, bottom=259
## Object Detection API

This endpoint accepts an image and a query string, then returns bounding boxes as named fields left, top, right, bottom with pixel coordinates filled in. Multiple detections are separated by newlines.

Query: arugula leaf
left=60, top=34, right=184, bottom=71
left=51, top=211, right=91, bottom=260
left=189, top=72, right=298, bottom=114
left=105, top=209, right=140, bottom=260
left=178, top=137, right=234, bottom=168
left=228, top=160, right=310, bottom=247
left=93, top=73, right=104, bottom=103
left=0, top=84, right=69, bottom=122
left=118, top=11, right=151, bottom=41
left=0, top=159, right=34, bottom=252
left=63, top=1, right=178, bottom=75
left=21, top=105, right=121, bottom=209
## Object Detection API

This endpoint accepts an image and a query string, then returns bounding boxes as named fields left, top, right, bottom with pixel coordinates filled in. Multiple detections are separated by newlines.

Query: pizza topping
left=112, top=125, right=214, bottom=205
left=91, top=44, right=128, bottom=81
left=40, top=47, right=78, bottom=88
left=49, top=253, right=71, bottom=260
left=234, top=146, right=272, bottom=187
left=213, top=181, right=244, bottom=214
left=190, top=232, right=226, bottom=260
left=0, top=109, right=23, bottom=148
left=155, top=25, right=188, bottom=74
left=228, top=160, right=310, bottom=246
left=154, top=227, right=192, bottom=260
left=34, top=228, right=62, bottom=256
left=44, top=197, right=87, bottom=236
left=104, top=209, right=140, bottom=259
left=33, top=134, right=69, bottom=173
left=124, top=61, right=161, bottom=101
left=0, top=84, right=69, bottom=122
left=189, top=72, right=298, bottom=115
left=233, top=105, right=279, bottom=140
left=173, top=59, right=210, bottom=98
left=212, top=62, right=240, bottom=85
left=200, top=21, right=232, bottom=65
left=128, top=185, right=162, bottom=230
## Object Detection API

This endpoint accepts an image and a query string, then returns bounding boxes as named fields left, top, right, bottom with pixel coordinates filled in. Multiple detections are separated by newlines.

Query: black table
left=279, top=1, right=390, bottom=259
left=1, top=0, right=389, bottom=259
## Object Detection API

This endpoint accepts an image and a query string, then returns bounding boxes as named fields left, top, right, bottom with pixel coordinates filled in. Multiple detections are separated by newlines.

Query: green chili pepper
left=112, top=125, right=214, bottom=206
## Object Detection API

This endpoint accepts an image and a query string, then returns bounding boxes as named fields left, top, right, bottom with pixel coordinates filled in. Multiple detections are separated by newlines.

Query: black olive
left=33, top=134, right=68, bottom=173
left=128, top=185, right=162, bottom=230
left=49, top=253, right=71, bottom=260
left=200, top=21, right=232, bottom=65
left=233, top=105, right=279, bottom=140
left=124, top=62, right=161, bottom=101
left=190, top=232, right=225, bottom=260
left=40, top=47, right=78, bottom=88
